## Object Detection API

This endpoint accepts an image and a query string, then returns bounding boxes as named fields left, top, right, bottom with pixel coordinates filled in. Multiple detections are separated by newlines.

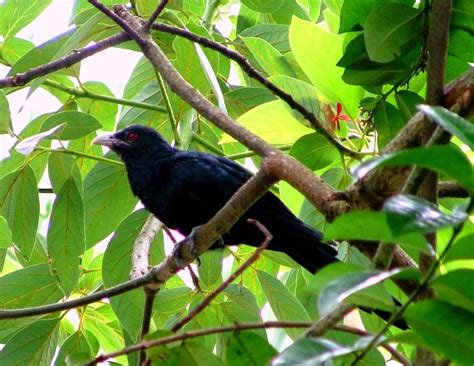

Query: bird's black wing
left=147, top=152, right=252, bottom=235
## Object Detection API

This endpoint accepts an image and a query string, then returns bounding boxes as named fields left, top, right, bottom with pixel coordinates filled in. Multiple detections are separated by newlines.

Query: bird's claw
left=171, top=226, right=203, bottom=269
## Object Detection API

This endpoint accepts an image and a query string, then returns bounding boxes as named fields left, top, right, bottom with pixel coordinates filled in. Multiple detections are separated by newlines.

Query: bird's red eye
left=126, top=132, right=139, bottom=142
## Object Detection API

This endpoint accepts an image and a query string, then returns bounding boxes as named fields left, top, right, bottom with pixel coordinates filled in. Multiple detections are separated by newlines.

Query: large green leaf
left=420, top=105, right=474, bottom=149
left=223, top=100, right=313, bottom=144
left=0, top=90, right=12, bottom=134
left=273, top=337, right=358, bottom=365
left=289, top=17, right=363, bottom=116
left=226, top=331, right=277, bottom=366
left=47, top=153, right=83, bottom=194
left=0, top=318, right=60, bottom=366
left=47, top=178, right=85, bottom=295
left=318, top=268, right=403, bottom=316
left=257, top=270, right=311, bottom=339
left=364, top=4, right=421, bottom=63
left=147, top=339, right=225, bottom=365
left=290, top=133, right=339, bottom=171
left=0, top=215, right=12, bottom=249
left=198, top=250, right=223, bottom=289
left=242, top=0, right=284, bottom=13
left=242, top=37, right=295, bottom=77
left=373, top=101, right=405, bottom=149
left=55, top=330, right=98, bottom=366
left=0, top=264, right=63, bottom=338
left=240, top=24, right=290, bottom=53
left=41, top=111, right=102, bottom=140
left=76, top=81, right=118, bottom=131
left=324, top=210, right=432, bottom=255
left=103, top=209, right=164, bottom=341
left=0, top=0, right=52, bottom=39
left=221, top=284, right=265, bottom=339
left=431, top=269, right=474, bottom=313
left=83, top=155, right=137, bottom=247
left=353, top=145, right=474, bottom=192
left=0, top=37, right=34, bottom=64
left=0, top=166, right=39, bottom=259
left=406, top=300, right=474, bottom=365
left=383, top=194, right=468, bottom=237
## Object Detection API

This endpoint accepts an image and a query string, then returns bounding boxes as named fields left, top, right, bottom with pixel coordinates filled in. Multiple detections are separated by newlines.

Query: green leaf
left=0, top=90, right=12, bottom=134
left=353, top=144, right=474, bottom=192
left=221, top=284, right=265, bottom=339
left=0, top=165, right=39, bottom=259
left=273, top=337, right=356, bottom=365
left=76, top=81, right=118, bottom=131
left=257, top=270, right=311, bottom=339
left=227, top=331, right=277, bottom=366
left=364, top=4, right=421, bottom=63
left=384, top=194, right=468, bottom=237
left=445, top=234, right=474, bottom=262
left=154, top=287, right=193, bottom=315
left=240, top=24, right=290, bottom=53
left=83, top=156, right=137, bottom=247
left=103, top=210, right=163, bottom=341
left=290, top=17, right=363, bottom=116
left=0, top=265, right=63, bottom=337
left=148, top=339, right=225, bottom=365
left=242, top=0, right=284, bottom=13
left=226, top=87, right=276, bottom=119
left=290, top=133, right=339, bottom=171
left=325, top=210, right=432, bottom=255
left=198, top=250, right=223, bottom=289
left=318, top=268, right=402, bottom=316
left=340, top=0, right=385, bottom=33
left=47, top=178, right=85, bottom=295
left=406, top=300, right=474, bottom=365
left=431, top=269, right=474, bottom=313
left=48, top=153, right=83, bottom=194
left=420, top=105, right=474, bottom=149
left=395, top=90, right=424, bottom=122
left=269, top=75, right=320, bottom=117
left=242, top=37, right=295, bottom=77
left=0, top=318, right=60, bottom=366
left=0, top=0, right=52, bottom=39
left=1, top=37, right=34, bottom=64
left=448, top=28, right=474, bottom=63
left=223, top=100, right=313, bottom=144
left=9, top=29, right=74, bottom=75
left=452, top=0, right=474, bottom=33
left=373, top=101, right=405, bottom=149
left=0, top=215, right=12, bottom=249
left=41, top=111, right=102, bottom=140
left=54, top=330, right=97, bottom=366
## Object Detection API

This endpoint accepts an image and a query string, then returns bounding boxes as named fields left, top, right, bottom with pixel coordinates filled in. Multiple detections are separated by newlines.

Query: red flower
left=331, top=103, right=351, bottom=130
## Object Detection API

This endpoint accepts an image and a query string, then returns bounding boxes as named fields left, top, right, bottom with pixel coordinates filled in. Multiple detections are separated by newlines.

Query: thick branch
left=110, top=5, right=346, bottom=221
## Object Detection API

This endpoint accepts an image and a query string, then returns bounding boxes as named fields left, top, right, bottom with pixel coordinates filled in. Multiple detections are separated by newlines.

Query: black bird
left=93, top=125, right=408, bottom=329
left=92, top=124, right=338, bottom=273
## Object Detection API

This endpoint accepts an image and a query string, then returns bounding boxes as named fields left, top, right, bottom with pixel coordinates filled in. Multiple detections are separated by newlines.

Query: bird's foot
left=171, top=226, right=203, bottom=269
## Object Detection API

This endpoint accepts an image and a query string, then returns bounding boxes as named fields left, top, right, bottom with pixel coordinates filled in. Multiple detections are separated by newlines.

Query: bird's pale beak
left=92, top=133, right=119, bottom=148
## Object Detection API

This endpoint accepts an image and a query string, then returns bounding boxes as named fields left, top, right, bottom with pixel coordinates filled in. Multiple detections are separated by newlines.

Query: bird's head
left=92, top=125, right=173, bottom=160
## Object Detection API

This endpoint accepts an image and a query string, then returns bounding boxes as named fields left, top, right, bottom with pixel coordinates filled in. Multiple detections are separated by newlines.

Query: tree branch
left=171, top=219, right=272, bottom=332
left=143, top=0, right=169, bottom=30
left=438, top=181, right=469, bottom=198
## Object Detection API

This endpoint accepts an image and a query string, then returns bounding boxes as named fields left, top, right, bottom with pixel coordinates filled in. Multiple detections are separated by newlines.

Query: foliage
left=0, top=0, right=473, bottom=365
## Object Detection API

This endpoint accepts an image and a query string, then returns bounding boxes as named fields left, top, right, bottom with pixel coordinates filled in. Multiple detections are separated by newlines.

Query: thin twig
left=171, top=219, right=272, bottom=332
left=88, top=321, right=313, bottom=365
left=143, top=0, right=169, bottom=30
left=305, top=303, right=354, bottom=337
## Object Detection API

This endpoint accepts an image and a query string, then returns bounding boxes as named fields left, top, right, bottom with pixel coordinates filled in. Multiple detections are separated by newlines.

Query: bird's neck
left=122, top=151, right=171, bottom=198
